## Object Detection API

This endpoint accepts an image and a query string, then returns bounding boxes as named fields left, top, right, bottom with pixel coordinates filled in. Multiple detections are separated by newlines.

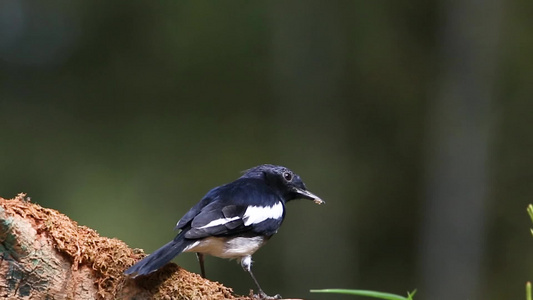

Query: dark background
left=1, top=1, right=531, bottom=300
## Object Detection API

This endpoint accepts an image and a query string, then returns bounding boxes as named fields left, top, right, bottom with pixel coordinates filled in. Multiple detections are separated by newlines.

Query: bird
left=124, top=164, right=324, bottom=299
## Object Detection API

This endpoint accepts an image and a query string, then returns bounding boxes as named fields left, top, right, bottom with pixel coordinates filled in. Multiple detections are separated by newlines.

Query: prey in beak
left=293, top=187, right=325, bottom=205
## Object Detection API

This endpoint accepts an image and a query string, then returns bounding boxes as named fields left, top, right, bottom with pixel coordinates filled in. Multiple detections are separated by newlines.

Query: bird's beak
left=294, top=187, right=325, bottom=205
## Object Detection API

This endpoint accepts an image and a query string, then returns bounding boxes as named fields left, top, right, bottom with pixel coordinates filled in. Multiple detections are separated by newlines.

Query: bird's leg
left=240, top=256, right=281, bottom=299
left=196, top=253, right=206, bottom=278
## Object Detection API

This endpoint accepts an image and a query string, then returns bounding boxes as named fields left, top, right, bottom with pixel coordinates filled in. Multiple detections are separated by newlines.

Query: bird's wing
left=175, top=186, right=223, bottom=230
left=175, top=205, right=202, bottom=230
left=180, top=179, right=285, bottom=239
left=184, top=203, right=248, bottom=238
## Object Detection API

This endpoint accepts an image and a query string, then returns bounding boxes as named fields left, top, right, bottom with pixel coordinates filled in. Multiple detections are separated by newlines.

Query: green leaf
left=528, top=205, right=533, bottom=236
left=310, top=289, right=416, bottom=300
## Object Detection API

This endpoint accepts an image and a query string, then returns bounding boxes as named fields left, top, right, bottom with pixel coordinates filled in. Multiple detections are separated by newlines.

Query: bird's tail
left=124, top=233, right=190, bottom=277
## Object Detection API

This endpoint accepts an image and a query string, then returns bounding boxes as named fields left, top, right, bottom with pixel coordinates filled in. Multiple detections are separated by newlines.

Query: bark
left=0, top=193, right=250, bottom=300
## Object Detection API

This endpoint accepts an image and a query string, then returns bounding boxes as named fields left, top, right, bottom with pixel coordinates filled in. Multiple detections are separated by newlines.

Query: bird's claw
left=253, top=291, right=282, bottom=299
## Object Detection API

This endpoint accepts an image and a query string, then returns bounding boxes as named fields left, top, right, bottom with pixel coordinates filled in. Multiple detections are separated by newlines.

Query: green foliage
left=526, top=204, right=533, bottom=300
left=528, top=205, right=533, bottom=236
left=310, top=289, right=416, bottom=300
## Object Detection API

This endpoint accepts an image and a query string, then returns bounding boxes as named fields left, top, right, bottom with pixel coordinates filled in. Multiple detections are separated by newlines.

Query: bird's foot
left=252, top=290, right=281, bottom=299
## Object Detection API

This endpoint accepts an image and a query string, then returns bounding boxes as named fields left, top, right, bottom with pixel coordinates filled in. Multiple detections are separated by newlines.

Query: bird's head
left=241, top=164, right=324, bottom=204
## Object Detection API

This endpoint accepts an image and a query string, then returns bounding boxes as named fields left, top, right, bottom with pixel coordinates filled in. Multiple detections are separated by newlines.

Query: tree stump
left=0, top=193, right=251, bottom=300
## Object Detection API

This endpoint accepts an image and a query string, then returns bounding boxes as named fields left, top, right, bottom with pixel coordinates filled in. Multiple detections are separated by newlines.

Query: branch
left=0, top=193, right=251, bottom=299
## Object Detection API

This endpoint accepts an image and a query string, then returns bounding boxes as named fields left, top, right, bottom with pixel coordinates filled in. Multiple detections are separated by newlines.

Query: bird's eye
left=283, top=171, right=292, bottom=182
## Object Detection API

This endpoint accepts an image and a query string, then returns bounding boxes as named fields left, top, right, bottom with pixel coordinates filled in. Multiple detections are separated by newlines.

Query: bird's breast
left=184, top=235, right=269, bottom=259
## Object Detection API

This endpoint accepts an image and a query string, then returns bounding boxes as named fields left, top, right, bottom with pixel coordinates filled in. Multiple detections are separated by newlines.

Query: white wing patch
left=198, top=216, right=241, bottom=229
left=187, top=202, right=284, bottom=230
left=243, top=202, right=284, bottom=226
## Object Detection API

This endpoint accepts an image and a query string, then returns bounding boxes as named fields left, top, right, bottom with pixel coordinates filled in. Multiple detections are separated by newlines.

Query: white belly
left=184, top=236, right=267, bottom=259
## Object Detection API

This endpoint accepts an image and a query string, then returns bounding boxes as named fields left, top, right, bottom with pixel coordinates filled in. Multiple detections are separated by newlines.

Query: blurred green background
left=1, top=1, right=531, bottom=299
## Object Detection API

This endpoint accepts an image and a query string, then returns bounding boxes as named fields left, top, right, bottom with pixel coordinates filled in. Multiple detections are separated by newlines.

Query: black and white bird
left=124, top=164, right=324, bottom=299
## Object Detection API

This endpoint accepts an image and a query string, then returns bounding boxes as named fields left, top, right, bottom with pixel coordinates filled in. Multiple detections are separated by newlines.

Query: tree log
left=0, top=193, right=251, bottom=300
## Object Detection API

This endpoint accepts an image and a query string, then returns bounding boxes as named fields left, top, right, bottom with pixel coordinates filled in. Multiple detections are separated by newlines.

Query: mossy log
left=0, top=193, right=252, bottom=300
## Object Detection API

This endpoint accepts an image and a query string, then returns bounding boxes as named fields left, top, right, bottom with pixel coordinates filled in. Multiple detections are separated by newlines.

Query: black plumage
left=124, top=164, right=323, bottom=299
